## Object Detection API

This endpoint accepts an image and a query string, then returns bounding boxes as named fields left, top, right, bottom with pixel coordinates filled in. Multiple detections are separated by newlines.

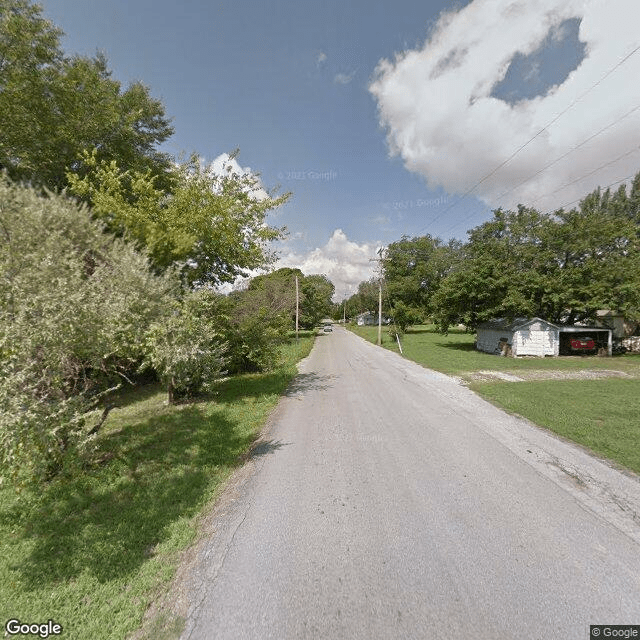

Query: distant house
left=595, top=310, right=639, bottom=338
left=356, top=311, right=376, bottom=326
left=476, top=317, right=613, bottom=357
left=355, top=311, right=391, bottom=326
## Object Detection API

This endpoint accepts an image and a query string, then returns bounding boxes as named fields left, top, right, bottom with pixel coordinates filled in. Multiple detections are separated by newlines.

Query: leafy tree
left=0, top=0, right=174, bottom=190
left=246, top=267, right=299, bottom=317
left=390, top=300, right=423, bottom=332
left=67, top=152, right=290, bottom=285
left=382, top=235, right=461, bottom=316
left=183, top=286, right=290, bottom=375
left=431, top=183, right=640, bottom=333
left=299, top=274, right=334, bottom=328
left=0, top=178, right=177, bottom=483
left=221, top=296, right=291, bottom=374
left=344, top=278, right=387, bottom=319
left=233, top=267, right=334, bottom=330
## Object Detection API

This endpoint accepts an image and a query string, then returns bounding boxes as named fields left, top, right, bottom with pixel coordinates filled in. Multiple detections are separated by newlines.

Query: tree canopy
left=0, top=1, right=307, bottom=487
left=346, top=175, right=640, bottom=335
left=431, top=180, right=640, bottom=333
left=0, top=0, right=174, bottom=191
left=67, top=152, right=289, bottom=286
left=0, top=178, right=177, bottom=482
left=244, top=268, right=335, bottom=329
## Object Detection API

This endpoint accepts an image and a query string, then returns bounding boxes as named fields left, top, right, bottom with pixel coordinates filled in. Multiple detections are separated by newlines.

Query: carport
left=557, top=325, right=612, bottom=356
left=476, top=317, right=613, bottom=357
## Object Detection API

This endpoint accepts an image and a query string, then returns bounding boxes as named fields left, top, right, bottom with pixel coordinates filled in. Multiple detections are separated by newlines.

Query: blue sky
left=39, top=0, right=640, bottom=296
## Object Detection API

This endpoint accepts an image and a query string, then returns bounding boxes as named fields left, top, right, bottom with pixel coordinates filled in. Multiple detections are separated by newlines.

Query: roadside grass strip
left=348, top=324, right=640, bottom=377
left=472, top=378, right=640, bottom=476
left=0, top=333, right=315, bottom=640
left=348, top=324, right=640, bottom=474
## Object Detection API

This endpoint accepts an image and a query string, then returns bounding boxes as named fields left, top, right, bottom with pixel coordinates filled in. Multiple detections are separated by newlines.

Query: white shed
left=476, top=317, right=559, bottom=357
left=476, top=317, right=613, bottom=357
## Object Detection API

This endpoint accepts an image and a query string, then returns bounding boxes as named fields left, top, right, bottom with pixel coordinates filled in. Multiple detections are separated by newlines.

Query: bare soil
left=467, top=369, right=637, bottom=383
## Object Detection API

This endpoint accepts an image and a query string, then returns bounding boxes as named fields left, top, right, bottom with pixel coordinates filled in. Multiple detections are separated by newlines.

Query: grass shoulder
left=0, top=332, right=315, bottom=640
left=347, top=323, right=640, bottom=376
left=347, top=323, right=640, bottom=474
left=472, top=378, right=640, bottom=475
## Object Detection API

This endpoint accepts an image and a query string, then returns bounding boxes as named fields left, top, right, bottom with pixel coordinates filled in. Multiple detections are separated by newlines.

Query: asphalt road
left=179, top=326, right=640, bottom=640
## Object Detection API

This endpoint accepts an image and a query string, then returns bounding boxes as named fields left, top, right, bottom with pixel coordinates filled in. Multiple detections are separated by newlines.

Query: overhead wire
left=409, top=42, right=640, bottom=237
left=529, top=143, right=640, bottom=204
left=492, top=101, right=640, bottom=204
left=435, top=169, right=640, bottom=240
left=540, top=172, right=638, bottom=216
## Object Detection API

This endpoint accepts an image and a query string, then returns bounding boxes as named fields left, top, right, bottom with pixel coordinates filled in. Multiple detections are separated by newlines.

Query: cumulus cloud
left=277, top=229, right=378, bottom=299
left=370, top=0, right=640, bottom=213
left=207, top=152, right=269, bottom=201
left=317, top=51, right=327, bottom=66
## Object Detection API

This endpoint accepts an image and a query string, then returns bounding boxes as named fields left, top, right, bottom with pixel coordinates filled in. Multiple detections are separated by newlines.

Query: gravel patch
left=467, top=369, right=635, bottom=383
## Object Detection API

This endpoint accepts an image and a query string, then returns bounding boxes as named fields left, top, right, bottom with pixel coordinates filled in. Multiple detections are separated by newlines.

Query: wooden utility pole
left=369, top=247, right=384, bottom=346
left=377, top=278, right=382, bottom=346
left=295, top=275, right=299, bottom=341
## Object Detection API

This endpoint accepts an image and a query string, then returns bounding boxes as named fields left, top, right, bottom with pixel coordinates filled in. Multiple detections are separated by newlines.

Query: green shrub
left=0, top=178, right=176, bottom=483
left=144, top=292, right=227, bottom=403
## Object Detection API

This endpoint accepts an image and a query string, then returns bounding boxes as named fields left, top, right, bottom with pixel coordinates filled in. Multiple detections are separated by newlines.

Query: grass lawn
left=473, top=378, right=640, bottom=475
left=348, top=324, right=640, bottom=376
left=0, top=332, right=315, bottom=640
left=348, top=324, right=640, bottom=474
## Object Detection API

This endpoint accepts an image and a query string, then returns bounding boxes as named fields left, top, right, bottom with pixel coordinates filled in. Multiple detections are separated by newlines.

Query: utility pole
left=343, top=288, right=347, bottom=324
left=378, top=277, right=382, bottom=346
left=370, top=247, right=385, bottom=346
left=295, top=275, right=299, bottom=341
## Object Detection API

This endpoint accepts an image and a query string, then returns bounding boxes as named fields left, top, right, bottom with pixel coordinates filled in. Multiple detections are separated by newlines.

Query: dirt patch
left=467, top=369, right=635, bottom=383
left=471, top=370, right=524, bottom=382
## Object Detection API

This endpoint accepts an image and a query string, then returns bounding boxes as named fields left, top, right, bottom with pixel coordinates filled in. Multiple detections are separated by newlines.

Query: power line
left=493, top=101, right=640, bottom=205
left=411, top=42, right=640, bottom=235
left=529, top=143, right=640, bottom=205
left=429, top=133, right=640, bottom=237
left=438, top=170, right=639, bottom=239
left=540, top=172, right=638, bottom=216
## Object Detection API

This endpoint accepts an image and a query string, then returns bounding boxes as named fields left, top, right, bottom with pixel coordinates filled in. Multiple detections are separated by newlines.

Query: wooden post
left=377, top=279, right=382, bottom=346
left=295, top=275, right=299, bottom=341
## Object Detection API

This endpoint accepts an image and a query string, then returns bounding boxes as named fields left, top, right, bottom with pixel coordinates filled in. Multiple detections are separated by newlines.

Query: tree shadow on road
left=247, top=439, right=290, bottom=459
left=284, top=372, right=334, bottom=396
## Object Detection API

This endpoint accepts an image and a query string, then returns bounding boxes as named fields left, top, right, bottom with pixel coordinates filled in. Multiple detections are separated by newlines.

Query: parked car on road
left=323, top=324, right=333, bottom=333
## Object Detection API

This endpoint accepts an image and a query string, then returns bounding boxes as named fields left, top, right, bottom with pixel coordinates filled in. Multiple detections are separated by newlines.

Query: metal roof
left=477, top=317, right=611, bottom=333
left=477, top=317, right=556, bottom=332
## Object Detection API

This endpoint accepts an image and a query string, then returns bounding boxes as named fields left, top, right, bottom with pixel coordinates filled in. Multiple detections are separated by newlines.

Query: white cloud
left=276, top=229, right=379, bottom=299
left=317, top=51, right=327, bottom=66
left=208, top=152, right=269, bottom=201
left=369, top=0, right=640, bottom=213
left=334, top=71, right=356, bottom=85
